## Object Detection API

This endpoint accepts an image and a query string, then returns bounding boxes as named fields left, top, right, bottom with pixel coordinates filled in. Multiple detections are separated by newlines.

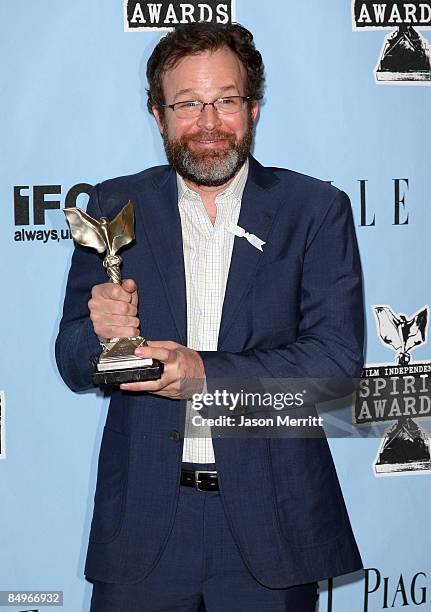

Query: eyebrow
left=173, top=85, right=238, bottom=102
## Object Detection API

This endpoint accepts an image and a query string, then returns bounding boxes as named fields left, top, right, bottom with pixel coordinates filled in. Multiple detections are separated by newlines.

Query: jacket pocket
left=268, top=438, right=347, bottom=549
left=89, top=427, right=129, bottom=544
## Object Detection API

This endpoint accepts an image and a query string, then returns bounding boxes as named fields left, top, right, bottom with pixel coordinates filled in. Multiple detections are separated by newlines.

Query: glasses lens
left=215, top=97, right=243, bottom=113
left=174, top=101, right=202, bottom=118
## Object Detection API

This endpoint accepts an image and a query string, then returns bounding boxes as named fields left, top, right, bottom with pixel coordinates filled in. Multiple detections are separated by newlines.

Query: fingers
left=135, top=346, right=174, bottom=363
left=89, top=280, right=140, bottom=339
left=135, top=341, right=180, bottom=361
left=89, top=309, right=140, bottom=339
left=119, top=344, right=205, bottom=398
left=90, top=311, right=140, bottom=331
left=146, top=340, right=179, bottom=349
left=93, top=281, right=136, bottom=303
left=120, top=375, right=180, bottom=396
left=89, top=298, right=138, bottom=317
left=120, top=379, right=169, bottom=393
left=121, top=346, right=178, bottom=393
left=98, top=324, right=140, bottom=339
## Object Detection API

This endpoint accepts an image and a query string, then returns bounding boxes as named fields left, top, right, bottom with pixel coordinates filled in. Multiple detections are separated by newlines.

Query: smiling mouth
left=192, top=138, right=228, bottom=145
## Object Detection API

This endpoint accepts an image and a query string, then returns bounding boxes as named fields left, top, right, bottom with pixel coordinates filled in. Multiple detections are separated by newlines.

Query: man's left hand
left=120, top=340, right=205, bottom=399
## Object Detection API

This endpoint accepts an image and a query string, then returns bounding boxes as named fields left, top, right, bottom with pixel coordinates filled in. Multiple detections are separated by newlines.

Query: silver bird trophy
left=64, top=201, right=163, bottom=385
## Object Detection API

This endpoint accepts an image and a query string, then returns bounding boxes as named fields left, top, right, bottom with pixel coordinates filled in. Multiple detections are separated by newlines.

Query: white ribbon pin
left=227, top=223, right=266, bottom=252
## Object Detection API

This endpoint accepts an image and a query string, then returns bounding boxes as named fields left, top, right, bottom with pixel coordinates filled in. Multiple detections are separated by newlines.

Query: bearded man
left=56, top=22, right=364, bottom=612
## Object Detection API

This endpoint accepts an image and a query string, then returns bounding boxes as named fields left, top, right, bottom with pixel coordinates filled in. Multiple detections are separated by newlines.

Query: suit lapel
left=217, top=156, right=283, bottom=348
left=134, top=168, right=187, bottom=345
left=132, top=157, right=283, bottom=349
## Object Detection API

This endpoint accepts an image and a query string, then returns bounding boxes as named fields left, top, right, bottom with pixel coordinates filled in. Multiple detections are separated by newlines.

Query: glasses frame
left=161, top=95, right=252, bottom=117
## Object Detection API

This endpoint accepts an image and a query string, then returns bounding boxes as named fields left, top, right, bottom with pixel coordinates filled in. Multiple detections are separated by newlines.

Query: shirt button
left=169, top=430, right=181, bottom=441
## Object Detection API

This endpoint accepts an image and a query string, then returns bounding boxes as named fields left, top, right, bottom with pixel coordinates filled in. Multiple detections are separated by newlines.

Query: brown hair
left=146, top=22, right=265, bottom=115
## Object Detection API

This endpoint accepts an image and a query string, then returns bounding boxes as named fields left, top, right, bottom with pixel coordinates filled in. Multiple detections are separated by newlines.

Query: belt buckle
left=195, top=470, right=217, bottom=492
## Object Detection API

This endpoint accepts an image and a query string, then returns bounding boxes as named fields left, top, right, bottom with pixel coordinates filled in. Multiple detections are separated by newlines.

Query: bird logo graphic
left=373, top=305, right=428, bottom=365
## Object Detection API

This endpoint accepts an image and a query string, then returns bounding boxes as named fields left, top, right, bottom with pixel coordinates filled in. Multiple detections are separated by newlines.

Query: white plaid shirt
left=178, top=159, right=249, bottom=463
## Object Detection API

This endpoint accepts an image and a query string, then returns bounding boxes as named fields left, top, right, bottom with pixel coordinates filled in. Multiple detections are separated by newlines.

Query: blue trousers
left=90, top=463, right=319, bottom=612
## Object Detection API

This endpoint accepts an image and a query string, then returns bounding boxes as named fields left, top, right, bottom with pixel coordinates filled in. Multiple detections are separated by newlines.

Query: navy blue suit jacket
left=56, top=155, right=364, bottom=588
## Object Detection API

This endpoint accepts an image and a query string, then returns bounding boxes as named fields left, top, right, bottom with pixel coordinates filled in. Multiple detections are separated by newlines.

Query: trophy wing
left=405, top=307, right=428, bottom=352
left=373, top=306, right=402, bottom=351
left=64, top=207, right=107, bottom=253
left=110, top=201, right=135, bottom=254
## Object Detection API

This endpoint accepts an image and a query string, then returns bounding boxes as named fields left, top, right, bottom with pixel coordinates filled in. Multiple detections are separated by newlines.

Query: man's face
left=152, top=47, right=259, bottom=187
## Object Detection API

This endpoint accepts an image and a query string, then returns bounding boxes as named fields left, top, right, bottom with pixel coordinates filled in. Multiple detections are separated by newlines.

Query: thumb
left=122, top=279, right=138, bottom=305
left=122, top=278, right=137, bottom=294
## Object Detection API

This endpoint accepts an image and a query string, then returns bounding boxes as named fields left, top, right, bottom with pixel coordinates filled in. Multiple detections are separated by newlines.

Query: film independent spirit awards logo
left=352, top=0, right=431, bottom=83
left=354, top=305, right=431, bottom=475
left=123, top=0, right=235, bottom=31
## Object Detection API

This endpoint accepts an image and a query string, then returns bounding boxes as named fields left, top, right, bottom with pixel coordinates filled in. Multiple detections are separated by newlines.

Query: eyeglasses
left=161, top=95, right=251, bottom=118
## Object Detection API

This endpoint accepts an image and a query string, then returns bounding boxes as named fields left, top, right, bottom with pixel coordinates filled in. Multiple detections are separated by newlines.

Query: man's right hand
left=88, top=278, right=140, bottom=339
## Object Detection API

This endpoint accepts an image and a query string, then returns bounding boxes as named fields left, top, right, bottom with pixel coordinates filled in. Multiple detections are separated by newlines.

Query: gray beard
left=174, top=147, right=243, bottom=187
left=161, top=113, right=254, bottom=187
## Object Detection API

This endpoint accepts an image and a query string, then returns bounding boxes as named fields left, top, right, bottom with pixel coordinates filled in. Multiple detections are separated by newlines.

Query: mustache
left=182, top=131, right=236, bottom=142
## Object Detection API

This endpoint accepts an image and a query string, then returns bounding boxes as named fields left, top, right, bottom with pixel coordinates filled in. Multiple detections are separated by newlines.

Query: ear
left=152, top=106, right=164, bottom=134
left=250, top=100, right=259, bottom=123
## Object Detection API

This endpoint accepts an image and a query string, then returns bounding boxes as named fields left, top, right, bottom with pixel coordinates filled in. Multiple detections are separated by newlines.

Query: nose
left=196, top=103, right=222, bottom=130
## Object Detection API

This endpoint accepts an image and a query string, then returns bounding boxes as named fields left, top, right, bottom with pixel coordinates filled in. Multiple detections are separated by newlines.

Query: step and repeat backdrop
left=1, top=1, right=431, bottom=611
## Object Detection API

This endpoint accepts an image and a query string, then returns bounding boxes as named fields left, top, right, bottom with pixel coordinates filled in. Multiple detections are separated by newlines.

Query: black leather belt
left=180, top=469, right=219, bottom=492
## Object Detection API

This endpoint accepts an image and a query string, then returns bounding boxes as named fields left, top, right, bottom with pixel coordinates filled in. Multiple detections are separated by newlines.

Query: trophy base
left=376, top=70, right=431, bottom=82
left=93, top=360, right=164, bottom=386
left=93, top=336, right=164, bottom=386
left=375, top=458, right=431, bottom=474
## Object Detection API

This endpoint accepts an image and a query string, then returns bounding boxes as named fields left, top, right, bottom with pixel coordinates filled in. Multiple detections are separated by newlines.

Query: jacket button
left=169, top=430, right=181, bottom=441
